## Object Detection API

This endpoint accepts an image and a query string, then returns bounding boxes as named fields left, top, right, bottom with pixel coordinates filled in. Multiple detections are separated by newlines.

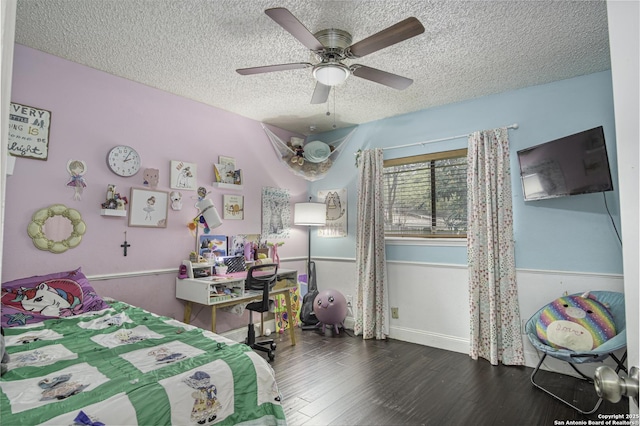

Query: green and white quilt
left=0, top=301, right=286, bottom=425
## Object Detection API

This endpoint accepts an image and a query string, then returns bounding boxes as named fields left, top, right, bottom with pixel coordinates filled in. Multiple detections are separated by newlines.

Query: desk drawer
left=176, top=278, right=211, bottom=304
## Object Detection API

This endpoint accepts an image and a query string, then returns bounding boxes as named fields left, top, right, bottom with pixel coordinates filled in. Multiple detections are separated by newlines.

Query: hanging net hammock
left=262, top=124, right=356, bottom=181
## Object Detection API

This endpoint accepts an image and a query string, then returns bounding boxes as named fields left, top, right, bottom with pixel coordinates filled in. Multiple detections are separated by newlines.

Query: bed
left=0, top=268, right=287, bottom=425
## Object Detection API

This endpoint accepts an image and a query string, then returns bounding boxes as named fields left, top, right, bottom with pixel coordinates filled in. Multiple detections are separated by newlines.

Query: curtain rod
left=382, top=123, right=519, bottom=152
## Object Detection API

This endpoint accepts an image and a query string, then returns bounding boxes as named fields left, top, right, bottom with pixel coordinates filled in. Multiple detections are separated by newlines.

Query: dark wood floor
left=266, top=327, right=628, bottom=426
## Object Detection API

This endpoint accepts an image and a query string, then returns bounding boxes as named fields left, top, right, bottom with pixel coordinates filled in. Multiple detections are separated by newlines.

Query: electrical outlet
left=391, top=307, right=399, bottom=319
left=346, top=294, right=353, bottom=307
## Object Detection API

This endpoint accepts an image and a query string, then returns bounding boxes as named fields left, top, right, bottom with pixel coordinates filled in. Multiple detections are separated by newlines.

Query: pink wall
left=3, top=45, right=308, bottom=331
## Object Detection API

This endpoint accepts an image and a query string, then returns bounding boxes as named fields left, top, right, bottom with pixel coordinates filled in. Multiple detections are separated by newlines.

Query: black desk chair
left=245, top=263, right=278, bottom=361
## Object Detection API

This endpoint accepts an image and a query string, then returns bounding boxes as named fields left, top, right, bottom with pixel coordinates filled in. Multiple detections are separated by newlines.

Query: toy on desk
left=267, top=241, right=283, bottom=266
left=254, top=256, right=273, bottom=266
left=178, top=264, right=188, bottom=279
left=244, top=242, right=254, bottom=261
left=313, top=289, right=348, bottom=335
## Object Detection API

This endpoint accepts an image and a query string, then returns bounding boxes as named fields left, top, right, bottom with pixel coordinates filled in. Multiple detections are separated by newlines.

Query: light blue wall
left=309, top=71, right=622, bottom=274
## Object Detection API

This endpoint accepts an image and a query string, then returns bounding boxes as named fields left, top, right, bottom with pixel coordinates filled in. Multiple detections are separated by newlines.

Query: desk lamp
left=294, top=197, right=327, bottom=292
left=193, top=197, right=223, bottom=255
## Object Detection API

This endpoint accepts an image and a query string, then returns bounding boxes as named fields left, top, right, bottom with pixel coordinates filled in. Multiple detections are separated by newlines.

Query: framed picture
left=262, top=187, right=290, bottom=239
left=170, top=160, right=197, bottom=190
left=223, top=194, right=244, bottom=220
left=8, top=102, right=51, bottom=161
left=318, top=188, right=347, bottom=238
left=128, top=188, right=169, bottom=228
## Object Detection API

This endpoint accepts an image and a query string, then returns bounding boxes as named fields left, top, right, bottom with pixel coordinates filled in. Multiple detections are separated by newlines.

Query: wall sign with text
left=8, top=102, right=51, bottom=160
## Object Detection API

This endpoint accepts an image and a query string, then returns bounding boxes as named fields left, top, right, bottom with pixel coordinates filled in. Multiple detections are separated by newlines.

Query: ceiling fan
left=236, top=7, right=425, bottom=104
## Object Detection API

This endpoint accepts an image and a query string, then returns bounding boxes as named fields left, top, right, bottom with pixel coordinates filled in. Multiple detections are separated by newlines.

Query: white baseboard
left=388, top=325, right=470, bottom=354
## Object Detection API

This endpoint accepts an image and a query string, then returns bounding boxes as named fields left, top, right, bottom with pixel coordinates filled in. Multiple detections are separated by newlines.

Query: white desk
left=176, top=268, right=298, bottom=345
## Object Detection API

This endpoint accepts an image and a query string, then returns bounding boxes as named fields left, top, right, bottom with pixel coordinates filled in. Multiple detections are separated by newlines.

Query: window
left=383, top=148, right=467, bottom=238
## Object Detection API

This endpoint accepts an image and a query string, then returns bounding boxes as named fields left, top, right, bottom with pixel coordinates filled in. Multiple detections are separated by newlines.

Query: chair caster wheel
left=268, top=351, right=275, bottom=361
left=270, top=343, right=276, bottom=351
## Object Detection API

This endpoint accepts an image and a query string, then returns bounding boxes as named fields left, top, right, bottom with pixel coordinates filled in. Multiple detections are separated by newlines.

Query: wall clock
left=107, top=145, right=141, bottom=177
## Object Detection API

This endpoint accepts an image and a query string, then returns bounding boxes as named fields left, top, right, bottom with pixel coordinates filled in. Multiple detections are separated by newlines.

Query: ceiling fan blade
left=311, top=82, right=331, bottom=104
left=265, top=7, right=324, bottom=51
left=351, top=65, right=413, bottom=90
left=236, top=62, right=312, bottom=75
left=346, top=17, right=425, bottom=58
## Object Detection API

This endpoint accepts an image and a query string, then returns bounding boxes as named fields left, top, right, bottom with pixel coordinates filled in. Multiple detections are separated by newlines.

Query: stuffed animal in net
left=535, top=291, right=616, bottom=352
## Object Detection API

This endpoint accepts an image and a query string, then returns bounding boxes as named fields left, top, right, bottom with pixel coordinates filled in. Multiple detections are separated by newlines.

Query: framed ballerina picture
left=128, top=188, right=169, bottom=228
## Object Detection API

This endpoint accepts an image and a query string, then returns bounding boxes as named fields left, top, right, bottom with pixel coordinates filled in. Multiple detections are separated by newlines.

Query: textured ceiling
left=14, top=0, right=611, bottom=136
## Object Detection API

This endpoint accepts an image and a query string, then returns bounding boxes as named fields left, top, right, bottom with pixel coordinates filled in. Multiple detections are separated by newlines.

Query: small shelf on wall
left=211, top=182, right=243, bottom=191
left=100, top=209, right=127, bottom=217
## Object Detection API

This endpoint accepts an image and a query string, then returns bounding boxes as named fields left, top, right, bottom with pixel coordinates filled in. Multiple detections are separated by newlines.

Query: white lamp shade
left=294, top=202, right=327, bottom=226
left=195, top=198, right=222, bottom=229
left=313, top=63, right=349, bottom=86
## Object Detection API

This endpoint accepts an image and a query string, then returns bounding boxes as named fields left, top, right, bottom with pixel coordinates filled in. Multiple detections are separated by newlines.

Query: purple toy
left=313, top=289, right=348, bottom=334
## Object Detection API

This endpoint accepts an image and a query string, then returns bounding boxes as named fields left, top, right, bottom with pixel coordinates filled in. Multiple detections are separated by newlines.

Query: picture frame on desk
left=199, top=234, right=227, bottom=257
left=230, top=234, right=260, bottom=257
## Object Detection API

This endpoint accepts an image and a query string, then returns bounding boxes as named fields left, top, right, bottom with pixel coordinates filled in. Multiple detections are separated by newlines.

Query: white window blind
left=383, top=148, right=467, bottom=238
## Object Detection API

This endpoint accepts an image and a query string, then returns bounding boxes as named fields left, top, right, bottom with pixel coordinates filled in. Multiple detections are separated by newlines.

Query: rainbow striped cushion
left=536, top=294, right=616, bottom=351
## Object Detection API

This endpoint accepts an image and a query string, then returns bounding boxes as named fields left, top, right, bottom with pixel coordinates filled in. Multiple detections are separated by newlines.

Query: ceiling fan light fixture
left=313, top=62, right=350, bottom=86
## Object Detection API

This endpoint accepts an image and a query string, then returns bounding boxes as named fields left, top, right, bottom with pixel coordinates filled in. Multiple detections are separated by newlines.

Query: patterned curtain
left=467, top=128, right=524, bottom=365
left=354, top=148, right=389, bottom=339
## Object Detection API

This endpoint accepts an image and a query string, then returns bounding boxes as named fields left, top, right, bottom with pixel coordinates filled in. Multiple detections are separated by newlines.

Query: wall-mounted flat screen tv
left=517, top=126, right=613, bottom=201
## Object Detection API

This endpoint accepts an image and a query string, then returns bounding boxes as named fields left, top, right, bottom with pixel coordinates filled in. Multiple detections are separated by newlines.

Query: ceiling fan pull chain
left=333, top=89, right=337, bottom=129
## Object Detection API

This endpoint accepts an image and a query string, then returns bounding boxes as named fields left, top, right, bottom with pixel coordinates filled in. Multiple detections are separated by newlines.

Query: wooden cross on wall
left=121, top=231, right=131, bottom=256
